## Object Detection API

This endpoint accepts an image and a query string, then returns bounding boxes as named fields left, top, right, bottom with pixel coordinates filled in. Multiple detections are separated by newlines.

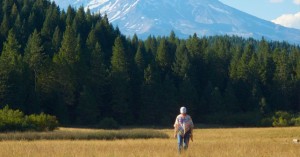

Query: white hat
left=180, top=107, right=186, bottom=114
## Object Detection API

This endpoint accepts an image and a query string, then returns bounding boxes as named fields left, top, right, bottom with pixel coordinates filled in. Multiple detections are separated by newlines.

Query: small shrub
left=0, top=105, right=25, bottom=131
left=0, top=105, right=59, bottom=132
left=272, top=111, right=293, bottom=127
left=291, top=117, right=300, bottom=126
left=98, top=117, right=119, bottom=129
left=25, top=113, right=59, bottom=131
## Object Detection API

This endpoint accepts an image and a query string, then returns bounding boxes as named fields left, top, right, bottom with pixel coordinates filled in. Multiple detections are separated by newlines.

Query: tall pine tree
left=0, top=29, right=25, bottom=109
left=110, top=36, right=131, bottom=124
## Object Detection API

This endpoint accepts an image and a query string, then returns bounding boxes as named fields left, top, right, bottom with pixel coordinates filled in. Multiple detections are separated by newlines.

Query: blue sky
left=219, top=0, right=300, bottom=29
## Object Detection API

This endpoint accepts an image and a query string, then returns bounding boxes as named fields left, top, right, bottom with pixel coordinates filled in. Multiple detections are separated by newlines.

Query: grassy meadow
left=0, top=127, right=300, bottom=157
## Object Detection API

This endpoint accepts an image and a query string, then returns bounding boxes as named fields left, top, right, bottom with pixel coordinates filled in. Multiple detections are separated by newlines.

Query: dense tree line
left=0, top=0, right=300, bottom=126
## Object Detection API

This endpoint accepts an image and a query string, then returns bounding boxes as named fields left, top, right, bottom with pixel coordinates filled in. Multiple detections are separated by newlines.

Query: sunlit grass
left=0, top=127, right=300, bottom=157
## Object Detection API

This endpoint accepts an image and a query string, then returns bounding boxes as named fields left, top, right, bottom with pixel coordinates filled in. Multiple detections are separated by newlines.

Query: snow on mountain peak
left=53, top=0, right=300, bottom=44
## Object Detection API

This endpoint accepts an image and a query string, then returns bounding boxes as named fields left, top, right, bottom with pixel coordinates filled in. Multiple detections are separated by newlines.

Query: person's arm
left=190, top=127, right=193, bottom=141
left=174, top=126, right=177, bottom=138
left=190, top=116, right=194, bottom=141
left=174, top=117, right=178, bottom=138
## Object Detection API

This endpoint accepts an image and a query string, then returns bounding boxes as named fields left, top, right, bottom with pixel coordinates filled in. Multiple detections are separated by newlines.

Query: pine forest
left=0, top=0, right=300, bottom=127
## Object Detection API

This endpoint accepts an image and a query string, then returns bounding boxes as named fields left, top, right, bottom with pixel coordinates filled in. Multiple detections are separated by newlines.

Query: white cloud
left=269, top=0, right=284, bottom=3
left=272, top=12, right=300, bottom=29
left=294, top=0, right=300, bottom=5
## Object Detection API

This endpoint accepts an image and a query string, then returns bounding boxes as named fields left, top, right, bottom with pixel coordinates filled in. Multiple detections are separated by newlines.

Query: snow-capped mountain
left=53, top=0, right=300, bottom=44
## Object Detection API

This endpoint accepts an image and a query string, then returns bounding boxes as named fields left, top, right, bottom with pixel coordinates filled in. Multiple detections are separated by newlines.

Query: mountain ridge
left=53, top=0, right=300, bottom=44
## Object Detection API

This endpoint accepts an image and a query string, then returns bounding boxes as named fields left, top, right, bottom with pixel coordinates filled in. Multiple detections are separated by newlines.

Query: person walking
left=174, top=106, right=194, bottom=153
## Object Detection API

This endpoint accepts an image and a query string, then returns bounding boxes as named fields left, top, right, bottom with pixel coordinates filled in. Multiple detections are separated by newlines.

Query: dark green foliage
left=172, top=42, right=190, bottom=78
left=156, top=38, right=172, bottom=71
left=0, top=14, right=10, bottom=37
left=0, top=29, right=25, bottom=109
left=111, top=36, right=128, bottom=75
left=0, top=0, right=300, bottom=127
left=135, top=42, right=146, bottom=71
left=51, top=26, right=62, bottom=54
left=98, top=117, right=120, bottom=129
left=110, top=36, right=131, bottom=124
left=76, top=86, right=99, bottom=125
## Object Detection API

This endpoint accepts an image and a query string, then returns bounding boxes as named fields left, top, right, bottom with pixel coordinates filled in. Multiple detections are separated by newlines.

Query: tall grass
left=0, top=128, right=169, bottom=141
left=0, top=127, right=300, bottom=157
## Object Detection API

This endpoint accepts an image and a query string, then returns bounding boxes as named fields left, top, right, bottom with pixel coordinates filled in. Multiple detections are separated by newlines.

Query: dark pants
left=177, top=131, right=191, bottom=153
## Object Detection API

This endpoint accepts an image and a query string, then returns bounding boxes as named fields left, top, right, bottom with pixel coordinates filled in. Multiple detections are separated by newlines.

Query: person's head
left=180, top=106, right=187, bottom=115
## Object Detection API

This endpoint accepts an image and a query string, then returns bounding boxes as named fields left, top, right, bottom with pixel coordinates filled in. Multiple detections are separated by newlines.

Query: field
left=1, top=127, right=300, bottom=157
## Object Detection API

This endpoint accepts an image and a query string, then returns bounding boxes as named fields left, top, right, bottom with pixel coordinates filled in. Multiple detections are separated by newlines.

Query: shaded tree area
left=0, top=0, right=300, bottom=127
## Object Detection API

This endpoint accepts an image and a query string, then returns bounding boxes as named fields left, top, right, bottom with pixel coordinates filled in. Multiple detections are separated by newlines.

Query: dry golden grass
left=1, top=127, right=300, bottom=157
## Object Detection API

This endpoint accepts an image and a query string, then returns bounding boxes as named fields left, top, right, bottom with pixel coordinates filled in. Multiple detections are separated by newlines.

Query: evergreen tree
left=273, top=48, right=290, bottom=84
left=83, top=42, right=108, bottom=123
left=24, top=30, right=46, bottom=91
left=21, top=0, right=31, bottom=19
left=52, top=25, right=80, bottom=123
left=223, top=82, right=240, bottom=113
left=88, top=42, right=107, bottom=95
left=10, top=3, right=18, bottom=20
left=134, top=42, right=146, bottom=72
left=229, top=44, right=243, bottom=80
left=177, top=76, right=198, bottom=117
left=158, top=75, right=177, bottom=125
left=131, top=33, right=139, bottom=51
left=85, top=26, right=98, bottom=65
left=76, top=86, right=99, bottom=125
left=186, top=33, right=203, bottom=58
left=296, top=57, right=300, bottom=80
left=111, top=37, right=129, bottom=77
left=41, top=4, right=59, bottom=38
left=23, top=30, right=48, bottom=113
left=41, top=4, right=61, bottom=56
left=31, top=0, right=49, bottom=30
left=257, top=38, right=274, bottom=86
left=186, top=34, right=206, bottom=96
left=0, top=29, right=21, bottom=66
left=27, top=12, right=36, bottom=32
left=271, top=48, right=292, bottom=110
left=144, top=35, right=157, bottom=58
left=237, top=43, right=254, bottom=81
left=2, top=0, right=14, bottom=15
left=65, top=6, right=76, bottom=27
left=55, top=25, right=79, bottom=65
left=172, top=42, right=190, bottom=78
left=86, top=27, right=97, bottom=50
left=0, top=14, right=10, bottom=37
left=0, top=29, right=24, bottom=109
left=156, top=38, right=172, bottom=73
left=140, top=64, right=161, bottom=124
left=168, top=30, right=177, bottom=43
left=72, top=6, right=88, bottom=39
left=51, top=26, right=62, bottom=55
left=13, top=14, right=26, bottom=49
left=110, top=36, right=131, bottom=124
